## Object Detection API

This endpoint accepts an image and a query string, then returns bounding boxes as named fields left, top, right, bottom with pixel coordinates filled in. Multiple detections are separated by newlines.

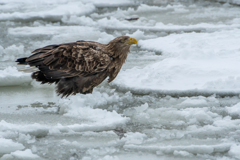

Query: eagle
left=16, top=36, right=137, bottom=97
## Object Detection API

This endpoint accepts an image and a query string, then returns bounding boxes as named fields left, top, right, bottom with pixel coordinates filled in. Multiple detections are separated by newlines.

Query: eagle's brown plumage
left=16, top=36, right=137, bottom=97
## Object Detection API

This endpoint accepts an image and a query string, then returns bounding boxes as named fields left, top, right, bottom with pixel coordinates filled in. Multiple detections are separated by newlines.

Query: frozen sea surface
left=1, top=0, right=240, bottom=159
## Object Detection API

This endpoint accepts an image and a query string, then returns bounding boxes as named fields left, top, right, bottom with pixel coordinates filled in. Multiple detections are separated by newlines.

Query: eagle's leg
left=32, top=71, right=59, bottom=84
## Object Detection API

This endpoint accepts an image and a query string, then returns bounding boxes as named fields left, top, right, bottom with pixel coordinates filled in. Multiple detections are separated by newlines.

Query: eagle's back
left=25, top=41, right=112, bottom=97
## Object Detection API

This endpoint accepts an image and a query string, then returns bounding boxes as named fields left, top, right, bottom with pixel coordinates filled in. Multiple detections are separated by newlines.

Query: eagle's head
left=110, top=36, right=138, bottom=46
left=107, top=36, right=137, bottom=58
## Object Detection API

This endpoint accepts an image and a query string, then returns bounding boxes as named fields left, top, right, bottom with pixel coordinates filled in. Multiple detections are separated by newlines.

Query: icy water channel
left=1, top=0, right=240, bottom=160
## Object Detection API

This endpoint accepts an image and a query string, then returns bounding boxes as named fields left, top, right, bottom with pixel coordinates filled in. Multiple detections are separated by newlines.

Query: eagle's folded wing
left=26, top=41, right=111, bottom=79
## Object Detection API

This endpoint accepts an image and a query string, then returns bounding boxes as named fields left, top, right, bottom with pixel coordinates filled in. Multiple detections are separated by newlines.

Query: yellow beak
left=125, top=37, right=138, bottom=45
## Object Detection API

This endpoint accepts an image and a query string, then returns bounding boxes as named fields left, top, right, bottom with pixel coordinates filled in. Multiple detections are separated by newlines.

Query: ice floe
left=0, top=1, right=95, bottom=21
left=1, top=149, right=41, bottom=160
left=113, top=29, right=240, bottom=93
left=0, top=138, right=24, bottom=155
left=0, top=44, right=30, bottom=62
left=0, top=66, right=31, bottom=87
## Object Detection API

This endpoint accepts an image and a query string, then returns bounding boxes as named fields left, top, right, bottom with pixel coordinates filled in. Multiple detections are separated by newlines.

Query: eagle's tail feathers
left=16, top=57, right=28, bottom=65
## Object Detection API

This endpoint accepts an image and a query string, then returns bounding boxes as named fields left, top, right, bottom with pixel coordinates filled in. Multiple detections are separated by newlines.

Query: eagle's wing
left=26, top=41, right=112, bottom=79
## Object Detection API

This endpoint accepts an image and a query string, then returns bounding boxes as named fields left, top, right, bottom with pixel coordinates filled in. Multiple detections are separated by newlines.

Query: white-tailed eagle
left=16, top=36, right=137, bottom=97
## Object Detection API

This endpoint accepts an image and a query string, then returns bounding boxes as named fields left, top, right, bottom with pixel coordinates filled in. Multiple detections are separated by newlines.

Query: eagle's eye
left=121, top=39, right=126, bottom=43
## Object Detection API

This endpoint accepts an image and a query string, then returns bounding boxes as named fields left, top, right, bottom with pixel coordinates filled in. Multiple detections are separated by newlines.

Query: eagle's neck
left=106, top=42, right=131, bottom=60
left=106, top=42, right=131, bottom=83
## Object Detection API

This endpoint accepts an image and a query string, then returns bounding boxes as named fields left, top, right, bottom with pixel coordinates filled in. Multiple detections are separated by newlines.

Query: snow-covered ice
left=113, top=29, right=240, bottom=93
left=1, top=0, right=240, bottom=159
left=0, top=66, right=31, bottom=86
left=1, top=149, right=41, bottom=160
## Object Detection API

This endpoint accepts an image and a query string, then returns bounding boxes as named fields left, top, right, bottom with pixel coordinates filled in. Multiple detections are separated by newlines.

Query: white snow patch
left=228, top=144, right=240, bottom=159
left=177, top=98, right=208, bottom=108
left=9, top=25, right=114, bottom=44
left=226, top=102, right=240, bottom=118
left=0, top=118, right=123, bottom=138
left=9, top=26, right=96, bottom=36
left=98, top=155, right=119, bottom=160
left=173, top=150, right=191, bottom=157
left=1, top=149, right=41, bottom=160
left=0, top=1, right=95, bottom=21
left=124, top=143, right=232, bottom=155
left=0, top=45, right=29, bottom=61
left=81, top=0, right=137, bottom=7
left=59, top=92, right=129, bottom=129
left=122, top=132, right=147, bottom=145
left=126, top=30, right=157, bottom=40
left=113, top=29, right=240, bottom=92
left=93, top=9, right=240, bottom=32
left=0, top=138, right=24, bottom=155
left=61, top=15, right=97, bottom=26
left=0, top=66, right=31, bottom=86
